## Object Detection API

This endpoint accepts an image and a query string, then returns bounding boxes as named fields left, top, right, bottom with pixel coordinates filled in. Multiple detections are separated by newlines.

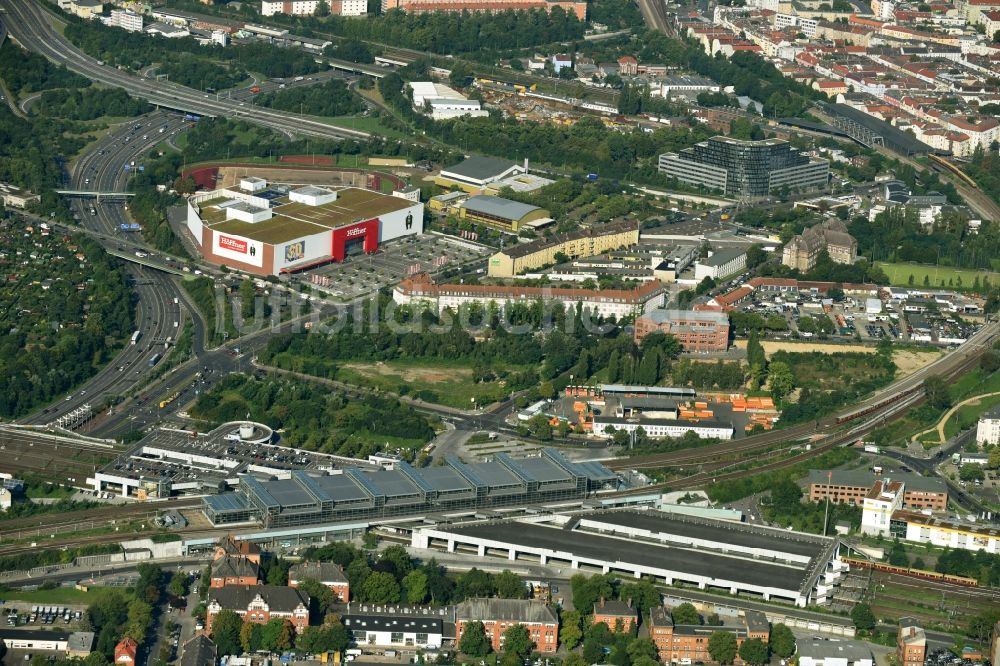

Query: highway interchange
left=0, top=0, right=996, bottom=578
left=0, top=0, right=996, bottom=492
left=19, top=111, right=203, bottom=428
left=0, top=0, right=370, bottom=141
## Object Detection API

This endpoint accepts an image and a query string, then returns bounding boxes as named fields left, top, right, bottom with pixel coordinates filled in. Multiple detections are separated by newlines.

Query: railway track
left=612, top=388, right=925, bottom=495
left=607, top=420, right=819, bottom=470
left=0, top=498, right=202, bottom=537
left=611, top=322, right=998, bottom=473
left=0, top=525, right=209, bottom=557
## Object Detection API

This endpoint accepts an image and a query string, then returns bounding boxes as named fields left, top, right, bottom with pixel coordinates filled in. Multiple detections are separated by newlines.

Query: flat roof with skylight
left=198, top=187, right=414, bottom=245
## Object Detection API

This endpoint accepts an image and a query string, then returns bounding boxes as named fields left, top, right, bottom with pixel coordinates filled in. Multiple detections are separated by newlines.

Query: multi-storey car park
left=411, top=509, right=847, bottom=607
left=91, top=422, right=371, bottom=499
left=203, top=449, right=617, bottom=528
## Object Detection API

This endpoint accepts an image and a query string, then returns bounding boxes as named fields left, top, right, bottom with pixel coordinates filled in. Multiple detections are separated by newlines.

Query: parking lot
left=94, top=421, right=379, bottom=498
left=4, top=604, right=84, bottom=629
left=304, top=234, right=489, bottom=301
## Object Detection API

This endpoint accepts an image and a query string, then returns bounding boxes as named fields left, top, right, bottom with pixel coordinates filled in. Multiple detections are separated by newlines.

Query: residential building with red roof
left=115, top=638, right=138, bottom=666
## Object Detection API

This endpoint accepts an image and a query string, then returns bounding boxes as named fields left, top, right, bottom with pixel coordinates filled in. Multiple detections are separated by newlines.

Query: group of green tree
left=744, top=331, right=794, bottom=401
left=36, top=87, right=151, bottom=121
left=0, top=97, right=81, bottom=211
left=597, top=31, right=820, bottom=118
left=377, top=60, right=718, bottom=180
left=707, top=446, right=858, bottom=505
left=934, top=547, right=1000, bottom=587
left=158, top=55, right=248, bottom=92
left=64, top=18, right=324, bottom=80
left=586, top=0, right=645, bottom=29
left=852, top=205, right=1000, bottom=274
left=0, top=41, right=90, bottom=95
left=190, top=373, right=435, bottom=457
left=563, top=573, right=796, bottom=666
left=0, top=542, right=119, bottom=575
left=84, top=564, right=164, bottom=660
left=210, top=611, right=295, bottom=656
left=496, top=177, right=661, bottom=222
left=0, top=230, right=135, bottom=418
left=180, top=275, right=236, bottom=348
left=776, top=347, right=897, bottom=424
left=763, top=476, right=861, bottom=533
left=250, top=6, right=584, bottom=54
left=965, top=146, right=1000, bottom=209
left=256, top=79, right=365, bottom=117
left=301, top=541, right=529, bottom=607
left=211, top=609, right=348, bottom=658
left=261, top=294, right=752, bottom=421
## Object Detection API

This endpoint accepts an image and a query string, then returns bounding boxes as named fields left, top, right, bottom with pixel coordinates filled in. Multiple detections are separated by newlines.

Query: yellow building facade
left=487, top=220, right=640, bottom=278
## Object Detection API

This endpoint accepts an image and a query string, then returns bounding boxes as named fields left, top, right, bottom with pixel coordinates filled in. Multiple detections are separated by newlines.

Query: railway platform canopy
left=204, top=448, right=618, bottom=529
left=412, top=509, right=847, bottom=608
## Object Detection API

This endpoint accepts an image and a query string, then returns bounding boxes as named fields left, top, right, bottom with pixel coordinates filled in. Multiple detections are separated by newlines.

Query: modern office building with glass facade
left=657, top=136, right=829, bottom=198
left=203, top=448, right=618, bottom=528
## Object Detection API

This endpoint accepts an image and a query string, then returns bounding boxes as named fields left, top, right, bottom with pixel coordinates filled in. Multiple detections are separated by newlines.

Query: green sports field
left=876, top=261, right=1000, bottom=288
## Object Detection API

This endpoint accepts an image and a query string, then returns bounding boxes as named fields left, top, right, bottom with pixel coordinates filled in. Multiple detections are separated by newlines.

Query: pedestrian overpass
left=57, top=190, right=136, bottom=202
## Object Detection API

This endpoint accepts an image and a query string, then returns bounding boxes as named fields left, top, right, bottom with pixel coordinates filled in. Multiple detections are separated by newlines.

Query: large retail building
left=658, top=136, right=829, bottom=198
left=185, top=179, right=423, bottom=276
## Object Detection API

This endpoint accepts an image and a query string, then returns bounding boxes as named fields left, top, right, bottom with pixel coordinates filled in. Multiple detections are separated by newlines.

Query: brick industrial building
left=897, top=620, right=927, bottom=666
left=782, top=219, right=857, bottom=271
left=593, top=598, right=637, bottom=632
left=210, top=535, right=262, bottom=588
left=205, top=585, right=310, bottom=634
left=633, top=309, right=731, bottom=352
left=806, top=470, right=948, bottom=511
left=455, top=599, right=559, bottom=653
left=288, top=561, right=350, bottom=601
left=649, top=608, right=770, bottom=665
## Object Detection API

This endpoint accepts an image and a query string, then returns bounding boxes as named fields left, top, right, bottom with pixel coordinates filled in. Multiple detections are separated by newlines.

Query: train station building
left=202, top=448, right=617, bottom=528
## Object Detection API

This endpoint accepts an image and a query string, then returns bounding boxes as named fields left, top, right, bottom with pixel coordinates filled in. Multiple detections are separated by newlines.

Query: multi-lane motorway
left=18, top=110, right=206, bottom=427
left=0, top=0, right=370, bottom=141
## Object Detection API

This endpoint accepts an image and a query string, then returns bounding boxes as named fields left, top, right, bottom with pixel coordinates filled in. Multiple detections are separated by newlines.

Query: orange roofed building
left=115, top=638, right=138, bottom=666
left=393, top=273, right=665, bottom=320
left=213, top=535, right=262, bottom=565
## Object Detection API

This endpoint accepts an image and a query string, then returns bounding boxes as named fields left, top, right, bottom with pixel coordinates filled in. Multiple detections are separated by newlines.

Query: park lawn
left=0, top=586, right=116, bottom=605
left=876, top=261, right=1000, bottom=289
left=326, top=114, right=410, bottom=141
left=951, top=367, right=1000, bottom=400
left=335, top=358, right=525, bottom=409
left=944, top=393, right=1000, bottom=439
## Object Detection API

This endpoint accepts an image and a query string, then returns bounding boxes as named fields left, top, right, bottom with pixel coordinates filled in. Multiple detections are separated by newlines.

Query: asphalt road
left=0, top=0, right=370, bottom=141
left=880, top=429, right=987, bottom=514
left=18, top=110, right=206, bottom=427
